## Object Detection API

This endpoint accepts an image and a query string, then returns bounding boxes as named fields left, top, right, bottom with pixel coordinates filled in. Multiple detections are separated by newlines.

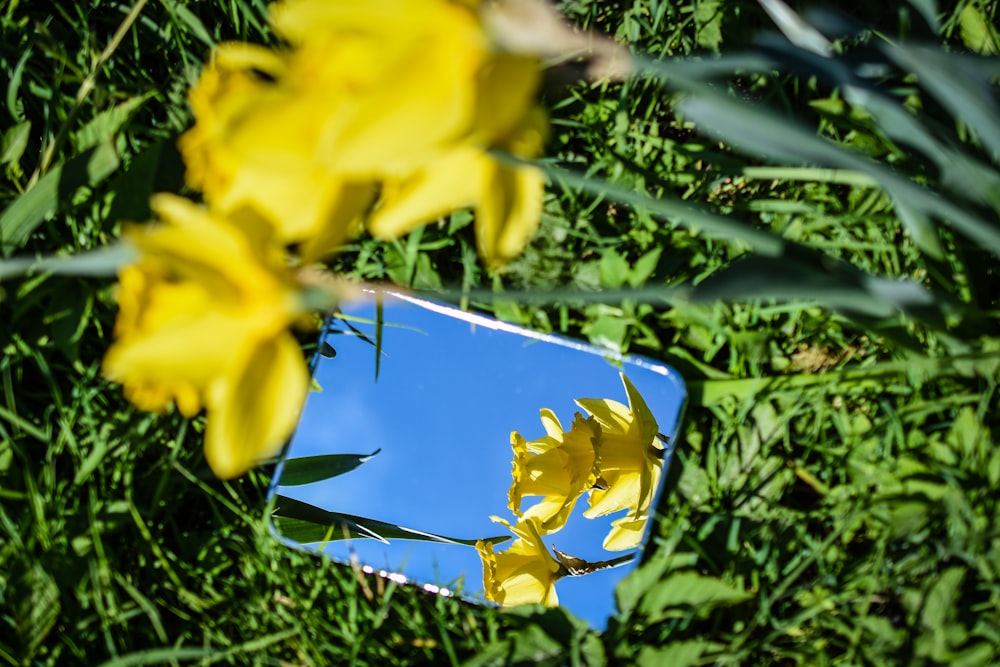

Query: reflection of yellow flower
left=476, top=516, right=563, bottom=607
left=178, top=0, right=546, bottom=266
left=508, top=409, right=599, bottom=533
left=102, top=194, right=309, bottom=479
left=576, top=374, right=664, bottom=551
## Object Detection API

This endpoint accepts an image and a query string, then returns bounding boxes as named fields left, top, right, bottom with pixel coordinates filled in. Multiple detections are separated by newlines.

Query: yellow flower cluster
left=179, top=0, right=547, bottom=267
left=103, top=0, right=548, bottom=479
left=477, top=373, right=665, bottom=607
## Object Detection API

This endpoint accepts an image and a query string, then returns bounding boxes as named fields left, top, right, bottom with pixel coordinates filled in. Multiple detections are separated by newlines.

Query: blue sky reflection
left=276, top=292, right=686, bottom=627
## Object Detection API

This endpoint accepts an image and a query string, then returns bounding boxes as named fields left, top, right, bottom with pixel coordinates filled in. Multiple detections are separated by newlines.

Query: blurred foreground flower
left=179, top=0, right=548, bottom=267
left=576, top=374, right=665, bottom=551
left=102, top=194, right=310, bottom=479
left=476, top=516, right=563, bottom=607
left=508, top=410, right=599, bottom=532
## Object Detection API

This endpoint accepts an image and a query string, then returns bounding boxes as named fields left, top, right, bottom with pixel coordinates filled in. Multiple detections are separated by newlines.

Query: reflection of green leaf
left=279, top=450, right=381, bottom=487
left=273, top=496, right=510, bottom=547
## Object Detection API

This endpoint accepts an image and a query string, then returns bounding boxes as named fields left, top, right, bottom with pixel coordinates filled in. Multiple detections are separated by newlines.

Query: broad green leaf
left=616, top=556, right=670, bottom=612
left=637, top=641, right=722, bottom=667
left=638, top=571, right=751, bottom=621
left=959, top=2, right=999, bottom=55
left=583, top=313, right=627, bottom=351
left=599, top=248, right=630, bottom=289
left=1, top=121, right=30, bottom=166
left=0, top=141, right=119, bottom=256
left=74, top=94, right=151, bottom=153
left=628, top=247, right=661, bottom=288
left=695, top=0, right=723, bottom=52
left=278, top=450, right=381, bottom=487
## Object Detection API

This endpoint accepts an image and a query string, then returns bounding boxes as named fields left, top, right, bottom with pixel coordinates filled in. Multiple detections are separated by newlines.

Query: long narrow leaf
left=278, top=450, right=381, bottom=487
left=272, top=495, right=510, bottom=547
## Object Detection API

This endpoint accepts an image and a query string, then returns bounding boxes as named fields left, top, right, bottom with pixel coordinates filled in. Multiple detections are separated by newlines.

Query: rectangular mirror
left=269, top=291, right=686, bottom=627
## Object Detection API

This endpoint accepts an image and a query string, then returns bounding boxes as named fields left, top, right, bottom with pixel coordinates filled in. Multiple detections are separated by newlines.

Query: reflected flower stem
left=551, top=548, right=635, bottom=577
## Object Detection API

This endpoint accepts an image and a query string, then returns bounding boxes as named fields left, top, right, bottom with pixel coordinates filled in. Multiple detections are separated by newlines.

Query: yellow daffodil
left=102, top=194, right=309, bottom=479
left=508, top=409, right=599, bottom=533
left=576, top=374, right=665, bottom=551
left=476, top=516, right=564, bottom=607
left=178, top=0, right=547, bottom=266
left=178, top=43, right=376, bottom=258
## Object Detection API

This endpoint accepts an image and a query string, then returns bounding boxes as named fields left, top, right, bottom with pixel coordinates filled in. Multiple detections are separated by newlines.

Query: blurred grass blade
left=886, top=45, right=1000, bottom=162
left=279, top=450, right=381, bottom=487
left=0, top=243, right=134, bottom=282
left=690, top=251, right=953, bottom=329
left=758, top=0, right=831, bottom=55
left=0, top=140, right=120, bottom=256
left=273, top=495, right=509, bottom=547
left=525, top=158, right=786, bottom=257
left=678, top=93, right=1000, bottom=258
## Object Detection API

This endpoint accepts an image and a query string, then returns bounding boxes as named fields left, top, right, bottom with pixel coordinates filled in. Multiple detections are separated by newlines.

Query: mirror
left=269, top=291, right=686, bottom=627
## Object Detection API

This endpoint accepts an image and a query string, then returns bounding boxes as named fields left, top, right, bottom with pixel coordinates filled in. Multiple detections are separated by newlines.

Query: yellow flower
left=102, top=194, right=309, bottom=479
left=178, top=43, right=376, bottom=259
left=367, top=104, right=548, bottom=269
left=508, top=409, right=599, bottom=533
left=178, top=0, right=547, bottom=266
left=576, top=374, right=665, bottom=551
left=476, top=516, right=563, bottom=607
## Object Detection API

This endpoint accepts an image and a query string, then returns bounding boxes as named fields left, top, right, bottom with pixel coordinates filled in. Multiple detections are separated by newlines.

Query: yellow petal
left=204, top=333, right=309, bottom=479
left=584, top=470, right=642, bottom=519
left=474, top=159, right=544, bottom=268
left=367, top=149, right=485, bottom=240
left=103, top=309, right=248, bottom=392
left=478, top=517, right=561, bottom=607
left=601, top=516, right=647, bottom=552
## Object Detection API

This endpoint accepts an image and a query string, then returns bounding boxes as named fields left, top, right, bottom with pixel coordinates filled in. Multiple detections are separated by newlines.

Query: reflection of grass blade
left=279, top=450, right=381, bottom=487
left=273, top=496, right=510, bottom=547
left=375, top=293, right=384, bottom=382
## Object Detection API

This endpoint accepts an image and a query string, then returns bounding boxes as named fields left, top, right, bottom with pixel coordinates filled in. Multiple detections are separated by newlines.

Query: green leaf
left=74, top=94, right=151, bottom=153
left=583, top=313, right=627, bottom=351
left=616, top=556, right=670, bottom=613
left=695, top=0, right=724, bottom=52
left=959, top=2, right=999, bottom=55
left=599, top=248, right=630, bottom=289
left=0, top=141, right=120, bottom=256
left=637, top=641, right=721, bottom=667
left=1, top=121, right=30, bottom=166
left=628, top=247, right=661, bottom=288
left=278, top=450, right=381, bottom=487
left=638, top=571, right=751, bottom=621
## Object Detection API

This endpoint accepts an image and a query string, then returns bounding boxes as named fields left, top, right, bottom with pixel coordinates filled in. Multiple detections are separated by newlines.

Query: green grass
left=3, top=0, right=1000, bottom=664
